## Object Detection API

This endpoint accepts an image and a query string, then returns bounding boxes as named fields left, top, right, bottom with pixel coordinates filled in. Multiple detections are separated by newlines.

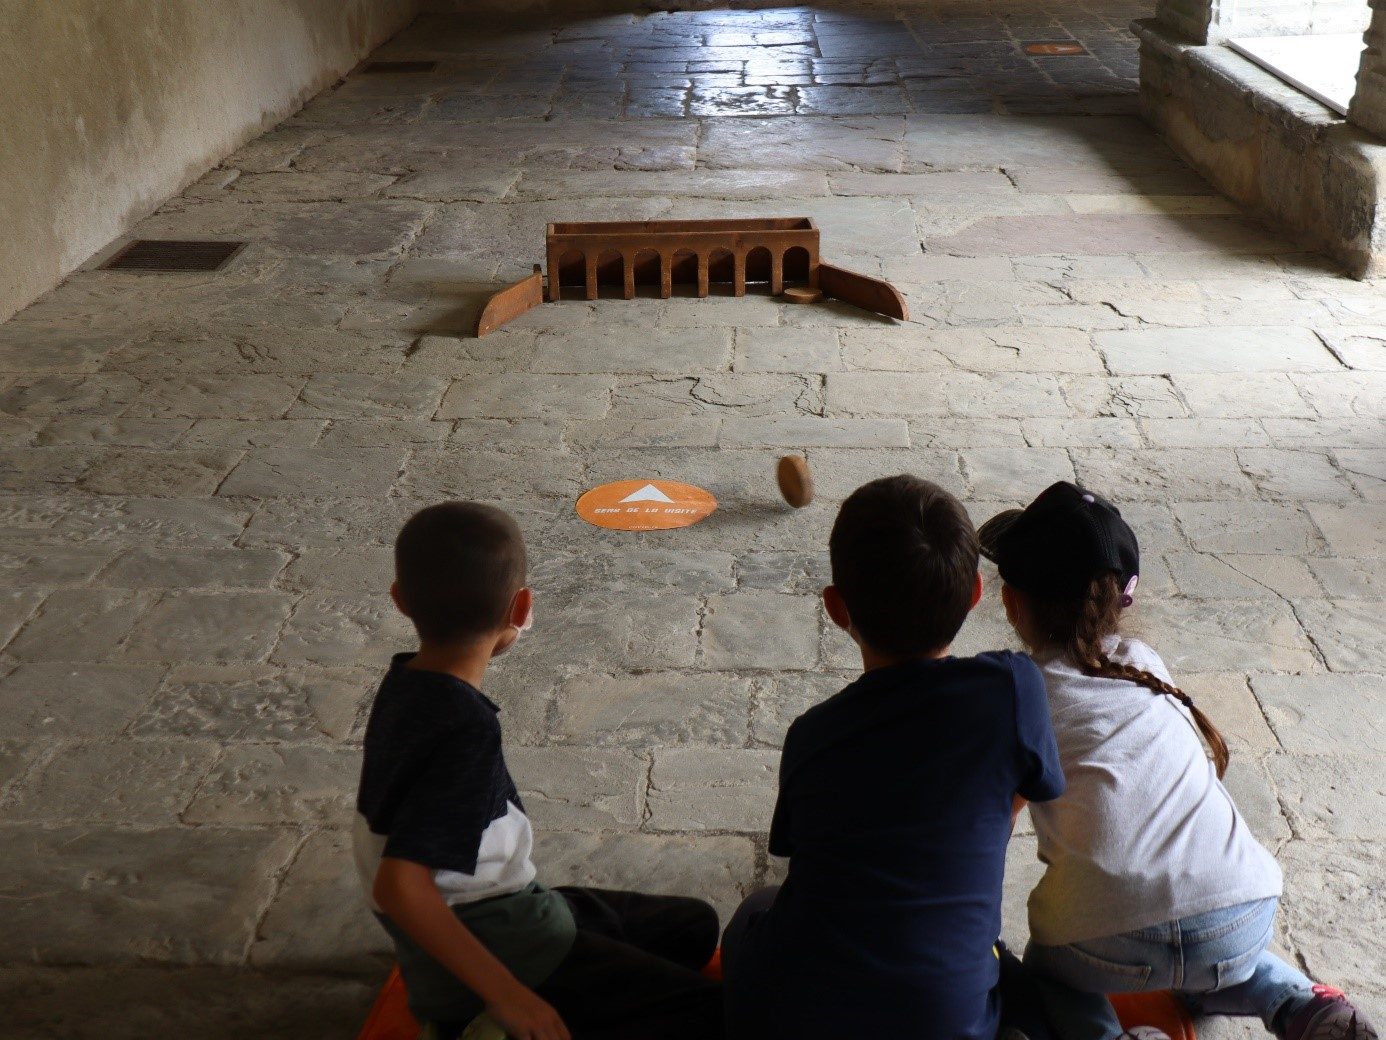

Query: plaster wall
left=0, top=0, right=419, bottom=323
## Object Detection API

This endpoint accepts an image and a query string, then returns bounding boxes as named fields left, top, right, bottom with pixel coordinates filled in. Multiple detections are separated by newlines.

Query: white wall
left=1158, top=0, right=1371, bottom=41
left=0, top=0, right=420, bottom=322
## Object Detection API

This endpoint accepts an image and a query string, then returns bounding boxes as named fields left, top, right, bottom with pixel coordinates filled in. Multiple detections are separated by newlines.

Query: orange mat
left=1112, top=990, right=1198, bottom=1040
left=358, top=969, right=418, bottom=1040
left=360, top=963, right=1197, bottom=1040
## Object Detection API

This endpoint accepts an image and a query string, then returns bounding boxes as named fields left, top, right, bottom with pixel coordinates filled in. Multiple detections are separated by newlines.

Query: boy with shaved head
left=354, top=502, right=724, bottom=1040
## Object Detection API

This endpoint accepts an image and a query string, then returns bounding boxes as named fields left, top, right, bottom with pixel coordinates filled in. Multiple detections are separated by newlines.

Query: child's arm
left=373, top=857, right=571, bottom=1040
left=1010, top=794, right=1028, bottom=833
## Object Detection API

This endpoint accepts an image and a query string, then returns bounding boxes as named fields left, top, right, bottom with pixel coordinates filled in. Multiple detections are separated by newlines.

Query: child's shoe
left=459, top=1014, right=508, bottom=1040
left=1281, top=986, right=1378, bottom=1040
left=1119, top=1028, right=1172, bottom=1040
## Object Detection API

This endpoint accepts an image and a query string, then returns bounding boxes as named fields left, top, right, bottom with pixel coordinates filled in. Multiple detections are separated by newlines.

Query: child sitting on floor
left=722, top=475, right=1066, bottom=1040
left=353, top=501, right=724, bottom=1040
left=980, top=481, right=1377, bottom=1040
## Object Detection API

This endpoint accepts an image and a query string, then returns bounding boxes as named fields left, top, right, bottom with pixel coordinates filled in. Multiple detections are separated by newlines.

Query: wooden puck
left=782, top=286, right=823, bottom=305
left=776, top=455, right=814, bottom=509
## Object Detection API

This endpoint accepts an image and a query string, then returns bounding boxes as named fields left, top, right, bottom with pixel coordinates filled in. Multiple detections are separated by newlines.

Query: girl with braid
left=978, top=483, right=1376, bottom=1040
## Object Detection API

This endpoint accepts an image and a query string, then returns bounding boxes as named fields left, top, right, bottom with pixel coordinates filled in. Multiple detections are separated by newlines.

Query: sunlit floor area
left=1, top=2, right=1383, bottom=1036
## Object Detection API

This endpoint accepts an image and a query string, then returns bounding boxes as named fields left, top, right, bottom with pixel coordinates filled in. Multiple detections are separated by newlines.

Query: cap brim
left=977, top=509, right=1024, bottom=564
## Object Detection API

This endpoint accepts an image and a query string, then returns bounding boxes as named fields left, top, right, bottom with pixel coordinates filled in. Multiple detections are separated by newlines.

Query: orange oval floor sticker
left=577, top=479, right=718, bottom=531
left=1023, top=41, right=1087, bottom=55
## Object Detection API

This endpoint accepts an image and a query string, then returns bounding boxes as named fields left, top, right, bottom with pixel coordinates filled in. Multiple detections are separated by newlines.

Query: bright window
left=1227, top=2, right=1371, bottom=116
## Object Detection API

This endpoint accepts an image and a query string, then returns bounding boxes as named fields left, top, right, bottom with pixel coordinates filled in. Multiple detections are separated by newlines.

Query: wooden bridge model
left=475, top=217, right=909, bottom=336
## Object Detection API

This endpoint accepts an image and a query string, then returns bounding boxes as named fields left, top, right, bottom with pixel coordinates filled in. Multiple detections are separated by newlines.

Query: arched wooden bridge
left=546, top=218, right=821, bottom=300
left=475, top=216, right=907, bottom=336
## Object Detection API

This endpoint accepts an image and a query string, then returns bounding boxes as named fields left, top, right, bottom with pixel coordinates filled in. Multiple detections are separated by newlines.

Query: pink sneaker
left=1281, top=986, right=1378, bottom=1040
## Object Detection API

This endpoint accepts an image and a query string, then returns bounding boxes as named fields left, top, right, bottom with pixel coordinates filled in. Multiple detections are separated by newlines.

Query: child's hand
left=486, top=982, right=571, bottom=1040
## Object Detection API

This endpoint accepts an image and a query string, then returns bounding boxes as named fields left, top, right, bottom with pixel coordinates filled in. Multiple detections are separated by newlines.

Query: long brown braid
left=1026, top=572, right=1231, bottom=778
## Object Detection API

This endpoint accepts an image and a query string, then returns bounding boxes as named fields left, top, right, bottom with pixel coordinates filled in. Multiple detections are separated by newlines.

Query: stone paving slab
left=219, top=447, right=406, bottom=499
left=1254, top=672, right=1386, bottom=754
left=129, top=665, right=365, bottom=743
left=1292, top=599, right=1386, bottom=672
left=249, top=829, right=390, bottom=972
left=1162, top=552, right=1318, bottom=601
left=1280, top=841, right=1386, bottom=996
left=1, top=966, right=378, bottom=1040
left=1133, top=599, right=1319, bottom=673
left=123, top=591, right=294, bottom=665
left=1097, top=326, right=1338, bottom=374
left=1, top=0, right=1384, bottom=1030
left=5, top=589, right=151, bottom=663
left=184, top=744, right=360, bottom=826
left=0, top=826, right=297, bottom=964
left=1182, top=673, right=1278, bottom=752
left=933, top=213, right=1290, bottom=256
left=0, top=664, right=164, bottom=739
left=270, top=591, right=413, bottom=669
left=509, top=747, right=648, bottom=830
left=1308, top=556, right=1386, bottom=598
left=553, top=671, right=756, bottom=746
left=1308, top=502, right=1386, bottom=557
left=647, top=747, right=780, bottom=832
left=6, top=739, right=218, bottom=826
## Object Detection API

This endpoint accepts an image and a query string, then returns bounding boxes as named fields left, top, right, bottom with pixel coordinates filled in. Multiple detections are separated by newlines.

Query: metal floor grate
left=102, top=240, right=247, bottom=273
left=361, top=60, right=438, bottom=74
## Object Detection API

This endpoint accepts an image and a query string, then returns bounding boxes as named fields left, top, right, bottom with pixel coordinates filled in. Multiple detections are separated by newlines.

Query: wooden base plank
left=475, top=266, right=545, bottom=337
left=818, top=262, right=909, bottom=320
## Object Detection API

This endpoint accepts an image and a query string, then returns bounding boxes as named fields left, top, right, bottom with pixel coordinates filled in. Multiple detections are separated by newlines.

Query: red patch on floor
left=1023, top=41, right=1088, bottom=56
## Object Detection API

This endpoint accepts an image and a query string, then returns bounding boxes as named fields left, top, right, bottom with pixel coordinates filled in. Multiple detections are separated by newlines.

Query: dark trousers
left=719, top=886, right=777, bottom=982
left=441, top=887, right=724, bottom=1040
left=723, top=887, right=1053, bottom=1040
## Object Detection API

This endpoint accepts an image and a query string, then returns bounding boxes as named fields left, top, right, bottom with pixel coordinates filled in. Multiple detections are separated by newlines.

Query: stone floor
left=2, top=1, right=1384, bottom=1036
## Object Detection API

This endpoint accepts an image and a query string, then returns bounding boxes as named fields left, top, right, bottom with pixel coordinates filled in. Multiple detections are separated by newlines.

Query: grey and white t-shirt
left=1027, top=637, right=1283, bottom=947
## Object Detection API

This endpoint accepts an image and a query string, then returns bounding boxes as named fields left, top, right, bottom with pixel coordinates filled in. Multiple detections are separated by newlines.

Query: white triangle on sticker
left=619, top=483, right=676, bottom=504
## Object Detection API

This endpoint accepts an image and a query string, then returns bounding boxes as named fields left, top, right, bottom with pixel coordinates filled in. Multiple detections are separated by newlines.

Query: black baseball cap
left=978, top=482, right=1139, bottom=601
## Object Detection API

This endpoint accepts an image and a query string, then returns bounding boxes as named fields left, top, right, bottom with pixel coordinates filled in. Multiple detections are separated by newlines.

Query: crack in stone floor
left=0, top=1, right=1383, bottom=1036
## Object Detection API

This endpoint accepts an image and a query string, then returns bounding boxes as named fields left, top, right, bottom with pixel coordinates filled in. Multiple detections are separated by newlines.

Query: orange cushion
left=1111, top=991, right=1198, bottom=1040
left=702, top=947, right=724, bottom=982
left=358, top=968, right=419, bottom=1040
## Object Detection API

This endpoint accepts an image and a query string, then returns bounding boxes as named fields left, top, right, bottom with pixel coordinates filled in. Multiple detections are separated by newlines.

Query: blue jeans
left=1025, top=898, right=1316, bottom=1040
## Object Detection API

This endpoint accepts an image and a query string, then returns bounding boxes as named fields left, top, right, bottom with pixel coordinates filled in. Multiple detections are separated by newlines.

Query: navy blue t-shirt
left=726, top=651, right=1064, bottom=1040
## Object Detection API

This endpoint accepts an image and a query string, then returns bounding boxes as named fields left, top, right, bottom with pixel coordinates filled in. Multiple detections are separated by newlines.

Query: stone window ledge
left=1135, top=17, right=1386, bottom=277
left=1136, top=19, right=1352, bottom=136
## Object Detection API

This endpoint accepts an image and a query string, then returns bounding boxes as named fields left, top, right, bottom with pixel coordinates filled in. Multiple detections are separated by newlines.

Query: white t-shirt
left=1027, top=637, right=1283, bottom=947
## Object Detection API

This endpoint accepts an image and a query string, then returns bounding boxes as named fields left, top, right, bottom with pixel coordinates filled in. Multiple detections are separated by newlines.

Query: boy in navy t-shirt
left=722, top=475, right=1065, bottom=1040
left=354, top=502, right=724, bottom=1040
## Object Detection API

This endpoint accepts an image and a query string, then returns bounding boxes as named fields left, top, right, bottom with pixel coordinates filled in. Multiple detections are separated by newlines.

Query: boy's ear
left=823, top=585, right=852, bottom=632
left=970, top=570, right=984, bottom=611
left=389, top=580, right=411, bottom=619
left=492, top=587, right=534, bottom=659
left=509, top=586, right=533, bottom=629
